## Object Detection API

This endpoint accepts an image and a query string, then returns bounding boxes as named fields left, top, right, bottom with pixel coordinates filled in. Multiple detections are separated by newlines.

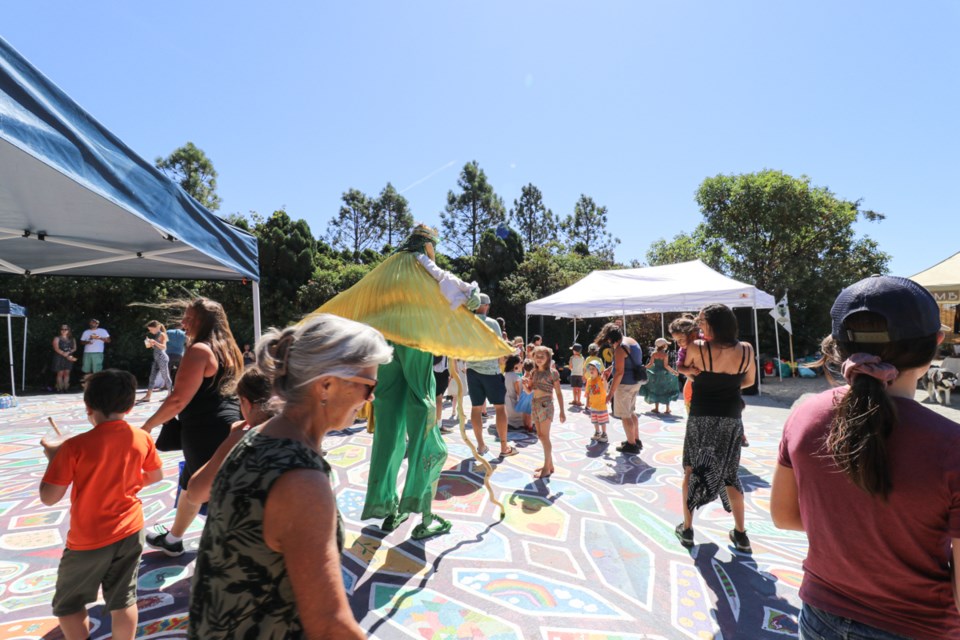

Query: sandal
left=381, top=511, right=409, bottom=532
left=476, top=445, right=489, bottom=456
left=411, top=516, right=452, bottom=540
left=499, top=445, right=519, bottom=458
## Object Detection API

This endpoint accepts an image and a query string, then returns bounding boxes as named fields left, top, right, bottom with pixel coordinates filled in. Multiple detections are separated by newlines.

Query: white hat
left=654, top=337, right=670, bottom=348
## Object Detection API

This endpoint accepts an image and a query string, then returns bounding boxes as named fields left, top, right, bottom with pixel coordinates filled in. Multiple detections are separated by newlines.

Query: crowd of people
left=34, top=272, right=960, bottom=639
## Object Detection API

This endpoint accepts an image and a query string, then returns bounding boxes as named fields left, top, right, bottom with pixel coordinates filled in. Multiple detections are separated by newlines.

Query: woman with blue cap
left=771, top=275, right=960, bottom=639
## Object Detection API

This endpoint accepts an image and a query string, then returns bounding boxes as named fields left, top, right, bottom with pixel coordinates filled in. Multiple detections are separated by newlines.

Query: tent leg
left=525, top=315, right=528, bottom=345
left=753, top=307, right=761, bottom=396
left=7, top=316, right=14, bottom=399
left=22, top=316, right=27, bottom=392
left=774, top=321, right=782, bottom=381
left=252, top=281, right=262, bottom=342
left=573, top=318, right=577, bottom=345
left=661, top=313, right=665, bottom=338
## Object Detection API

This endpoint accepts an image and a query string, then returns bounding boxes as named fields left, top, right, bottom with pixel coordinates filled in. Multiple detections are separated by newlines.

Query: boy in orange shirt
left=39, top=369, right=164, bottom=640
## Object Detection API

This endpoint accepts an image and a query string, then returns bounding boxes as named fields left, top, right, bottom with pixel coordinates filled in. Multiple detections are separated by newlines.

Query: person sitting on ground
left=771, top=275, right=960, bottom=640
left=39, top=369, right=163, bottom=640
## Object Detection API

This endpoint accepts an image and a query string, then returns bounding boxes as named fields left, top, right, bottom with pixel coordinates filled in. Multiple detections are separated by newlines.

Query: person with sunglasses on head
left=771, top=276, right=960, bottom=640
left=188, top=314, right=391, bottom=640
left=51, top=324, right=77, bottom=392
left=317, top=224, right=513, bottom=539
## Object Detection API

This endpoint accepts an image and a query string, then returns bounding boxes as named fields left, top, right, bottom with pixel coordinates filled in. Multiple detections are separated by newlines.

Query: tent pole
left=525, top=314, right=528, bottom=345
left=252, top=281, right=262, bottom=342
left=774, top=319, right=782, bottom=381
left=7, top=316, right=14, bottom=399
left=753, top=306, right=761, bottom=396
left=22, top=316, right=27, bottom=391
left=661, top=313, right=665, bottom=338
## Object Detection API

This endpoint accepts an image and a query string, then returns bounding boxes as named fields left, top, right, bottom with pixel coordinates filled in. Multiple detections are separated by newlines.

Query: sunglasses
left=338, top=375, right=377, bottom=400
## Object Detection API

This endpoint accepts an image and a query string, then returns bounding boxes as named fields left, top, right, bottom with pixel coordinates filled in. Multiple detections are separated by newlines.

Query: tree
left=646, top=226, right=729, bottom=271
left=327, top=189, right=382, bottom=261
left=560, top=195, right=619, bottom=259
left=509, top=183, right=557, bottom=251
left=650, top=170, right=890, bottom=351
left=256, top=209, right=319, bottom=327
left=373, top=183, right=414, bottom=249
left=155, top=142, right=222, bottom=211
left=473, top=226, right=524, bottom=301
left=441, top=161, right=506, bottom=256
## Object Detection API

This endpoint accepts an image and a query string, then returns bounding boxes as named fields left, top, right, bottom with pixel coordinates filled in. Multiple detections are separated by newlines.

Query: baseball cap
left=831, top=275, right=941, bottom=343
left=572, top=343, right=582, bottom=352
left=478, top=293, right=491, bottom=305
left=654, top=337, right=670, bottom=348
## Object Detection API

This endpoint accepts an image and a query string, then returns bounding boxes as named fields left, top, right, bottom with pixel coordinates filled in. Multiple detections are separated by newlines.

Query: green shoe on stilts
left=381, top=511, right=409, bottom=532
left=411, top=515, right=452, bottom=540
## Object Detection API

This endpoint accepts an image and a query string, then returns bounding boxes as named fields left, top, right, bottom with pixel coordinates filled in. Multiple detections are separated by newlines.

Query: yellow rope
left=449, top=362, right=505, bottom=519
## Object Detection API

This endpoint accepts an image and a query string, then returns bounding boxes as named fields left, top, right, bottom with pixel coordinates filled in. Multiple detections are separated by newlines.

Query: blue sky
left=5, top=2, right=958, bottom=281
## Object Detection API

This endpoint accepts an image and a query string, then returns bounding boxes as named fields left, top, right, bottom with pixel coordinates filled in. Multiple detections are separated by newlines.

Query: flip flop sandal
left=411, top=516, right=452, bottom=540
left=476, top=445, right=490, bottom=456
left=499, top=446, right=519, bottom=458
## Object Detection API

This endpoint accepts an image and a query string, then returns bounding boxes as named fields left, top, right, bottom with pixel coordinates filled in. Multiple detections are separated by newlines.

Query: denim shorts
left=799, top=603, right=912, bottom=640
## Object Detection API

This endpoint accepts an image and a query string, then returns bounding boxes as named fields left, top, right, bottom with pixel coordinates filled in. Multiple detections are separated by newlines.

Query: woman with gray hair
left=188, top=313, right=392, bottom=640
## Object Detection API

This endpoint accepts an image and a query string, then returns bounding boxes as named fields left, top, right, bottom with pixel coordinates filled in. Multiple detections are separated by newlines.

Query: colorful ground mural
left=0, top=389, right=806, bottom=639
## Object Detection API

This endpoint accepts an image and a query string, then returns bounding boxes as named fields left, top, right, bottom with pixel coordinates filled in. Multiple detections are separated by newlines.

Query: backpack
left=621, top=343, right=648, bottom=383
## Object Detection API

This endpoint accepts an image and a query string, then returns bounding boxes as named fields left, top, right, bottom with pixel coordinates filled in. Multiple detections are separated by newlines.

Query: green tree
left=561, top=195, right=619, bottom=259
left=441, top=161, right=506, bottom=256
left=374, top=183, right=414, bottom=248
left=473, top=226, right=524, bottom=301
left=650, top=170, right=889, bottom=351
left=155, top=142, right=222, bottom=211
left=646, top=226, right=729, bottom=271
left=256, top=209, right=319, bottom=327
left=327, top=189, right=382, bottom=261
left=509, top=183, right=557, bottom=251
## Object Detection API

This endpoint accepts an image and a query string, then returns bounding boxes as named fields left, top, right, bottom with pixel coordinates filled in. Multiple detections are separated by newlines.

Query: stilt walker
left=316, top=225, right=513, bottom=539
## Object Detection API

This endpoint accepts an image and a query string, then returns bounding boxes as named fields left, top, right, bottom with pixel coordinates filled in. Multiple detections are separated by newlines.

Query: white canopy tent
left=525, top=260, right=779, bottom=392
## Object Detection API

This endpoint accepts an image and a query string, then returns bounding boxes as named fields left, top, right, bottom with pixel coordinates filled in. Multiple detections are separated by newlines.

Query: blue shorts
left=467, top=369, right=506, bottom=406
left=570, top=375, right=584, bottom=389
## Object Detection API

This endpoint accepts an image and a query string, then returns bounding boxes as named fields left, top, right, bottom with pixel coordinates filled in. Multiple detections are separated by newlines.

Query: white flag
left=769, top=293, right=792, bottom=334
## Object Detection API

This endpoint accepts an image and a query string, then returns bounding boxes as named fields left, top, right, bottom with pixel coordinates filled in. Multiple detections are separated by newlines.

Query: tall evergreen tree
left=327, top=189, right=382, bottom=261
left=373, top=182, right=414, bottom=248
left=440, top=161, right=505, bottom=256
left=560, top=195, right=619, bottom=258
left=509, top=183, right=557, bottom=251
left=155, top=142, right=222, bottom=211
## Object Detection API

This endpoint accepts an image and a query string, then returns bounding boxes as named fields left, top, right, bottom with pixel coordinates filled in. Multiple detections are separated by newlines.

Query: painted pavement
left=0, top=389, right=808, bottom=639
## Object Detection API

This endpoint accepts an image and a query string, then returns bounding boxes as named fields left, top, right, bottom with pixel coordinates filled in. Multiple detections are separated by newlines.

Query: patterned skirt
left=682, top=415, right=744, bottom=513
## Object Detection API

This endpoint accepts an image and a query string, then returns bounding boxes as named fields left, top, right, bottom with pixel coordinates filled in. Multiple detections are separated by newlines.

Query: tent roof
left=0, top=37, right=258, bottom=282
left=0, top=299, right=25, bottom=317
left=526, top=260, right=776, bottom=318
left=910, top=251, right=960, bottom=291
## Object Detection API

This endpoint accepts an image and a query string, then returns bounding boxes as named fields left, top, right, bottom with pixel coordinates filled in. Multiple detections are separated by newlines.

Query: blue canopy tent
left=0, top=299, right=26, bottom=402
left=0, top=38, right=262, bottom=342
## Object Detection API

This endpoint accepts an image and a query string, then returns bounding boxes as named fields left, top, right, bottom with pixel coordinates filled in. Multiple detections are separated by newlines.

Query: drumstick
left=46, top=416, right=63, bottom=436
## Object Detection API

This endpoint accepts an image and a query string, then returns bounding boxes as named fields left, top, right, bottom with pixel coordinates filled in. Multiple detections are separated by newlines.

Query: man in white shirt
left=79, top=318, right=111, bottom=378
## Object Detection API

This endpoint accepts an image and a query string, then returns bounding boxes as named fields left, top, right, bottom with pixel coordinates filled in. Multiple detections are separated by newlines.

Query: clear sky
left=5, top=2, right=958, bottom=280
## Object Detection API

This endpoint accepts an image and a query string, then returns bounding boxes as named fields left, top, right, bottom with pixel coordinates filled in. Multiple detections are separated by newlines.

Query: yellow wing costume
left=315, top=250, right=513, bottom=360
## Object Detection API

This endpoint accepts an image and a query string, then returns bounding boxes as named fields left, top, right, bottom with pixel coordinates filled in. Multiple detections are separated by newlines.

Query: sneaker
left=590, top=432, right=600, bottom=442
left=675, top=523, right=694, bottom=548
left=729, top=529, right=752, bottom=553
left=597, top=433, right=608, bottom=443
left=146, top=526, right=185, bottom=557
left=616, top=442, right=642, bottom=454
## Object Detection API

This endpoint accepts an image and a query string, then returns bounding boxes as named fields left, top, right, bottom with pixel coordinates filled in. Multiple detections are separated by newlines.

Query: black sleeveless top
left=689, top=342, right=749, bottom=419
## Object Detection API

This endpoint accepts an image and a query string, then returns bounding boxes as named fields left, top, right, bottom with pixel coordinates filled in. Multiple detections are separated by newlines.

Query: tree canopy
left=510, top=183, right=558, bottom=252
left=155, top=142, right=222, bottom=211
left=374, top=182, right=414, bottom=250
left=648, top=170, right=889, bottom=350
left=441, top=161, right=506, bottom=257
left=561, top=195, right=619, bottom=259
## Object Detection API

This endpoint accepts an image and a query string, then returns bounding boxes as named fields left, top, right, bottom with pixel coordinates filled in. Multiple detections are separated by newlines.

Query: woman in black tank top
left=675, top=304, right=756, bottom=553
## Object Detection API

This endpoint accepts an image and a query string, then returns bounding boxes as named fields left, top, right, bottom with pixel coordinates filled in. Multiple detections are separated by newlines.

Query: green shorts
left=81, top=352, right=104, bottom=374
left=52, top=529, right=144, bottom=616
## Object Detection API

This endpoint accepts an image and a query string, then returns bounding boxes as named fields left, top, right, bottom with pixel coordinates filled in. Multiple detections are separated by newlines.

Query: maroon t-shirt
left=779, top=387, right=960, bottom=640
